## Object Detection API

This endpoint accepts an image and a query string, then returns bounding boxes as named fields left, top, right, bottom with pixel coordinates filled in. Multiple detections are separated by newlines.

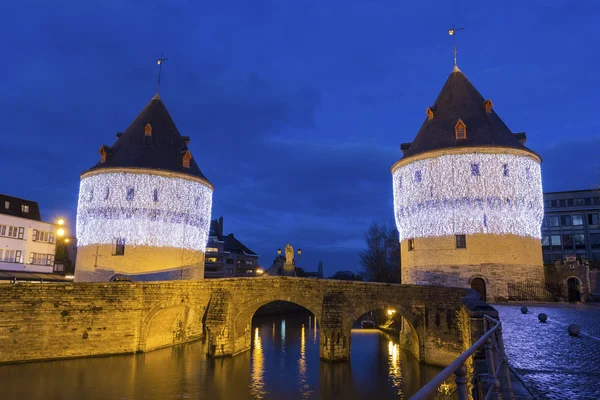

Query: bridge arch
left=230, top=296, right=321, bottom=356
left=347, top=301, right=423, bottom=361
left=139, top=303, right=202, bottom=352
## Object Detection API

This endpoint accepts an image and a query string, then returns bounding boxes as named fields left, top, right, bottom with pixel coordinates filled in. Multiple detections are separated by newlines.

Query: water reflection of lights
left=297, top=323, right=312, bottom=398
left=387, top=340, right=404, bottom=395
left=281, top=320, right=286, bottom=345
left=251, top=327, right=266, bottom=399
left=313, top=316, right=317, bottom=343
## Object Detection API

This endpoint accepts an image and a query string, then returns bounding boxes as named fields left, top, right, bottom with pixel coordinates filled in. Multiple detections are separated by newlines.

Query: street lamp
left=387, top=309, right=396, bottom=316
left=57, top=228, right=65, bottom=237
left=257, top=268, right=264, bottom=275
left=277, top=248, right=282, bottom=255
left=57, top=219, right=65, bottom=226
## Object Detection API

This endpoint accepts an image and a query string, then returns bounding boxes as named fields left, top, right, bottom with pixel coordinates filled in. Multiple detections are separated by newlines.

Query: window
left=408, top=239, right=415, bottom=251
left=32, top=230, right=53, bottom=243
left=144, top=123, right=152, bottom=136
left=29, top=253, right=53, bottom=265
left=585, top=198, right=592, bottom=206
left=115, top=238, right=125, bottom=256
left=206, top=257, right=218, bottom=263
left=0, top=250, right=19, bottom=263
left=21, top=205, right=29, bottom=213
left=1, top=225, right=20, bottom=238
left=566, top=199, right=574, bottom=207
left=574, top=234, right=586, bottom=249
left=471, top=163, right=480, bottom=176
left=548, top=216, right=560, bottom=227
left=153, top=189, right=158, bottom=203
left=574, top=198, right=583, bottom=206
left=591, top=233, right=600, bottom=249
left=588, top=214, right=599, bottom=225
left=426, top=107, right=434, bottom=120
left=456, top=235, right=466, bottom=249
left=4, top=201, right=9, bottom=209
left=415, top=170, right=422, bottom=183
left=503, top=164, right=509, bottom=177
left=550, top=200, right=558, bottom=208
left=541, top=236, right=550, bottom=250
left=562, top=234, right=574, bottom=250
left=455, top=119, right=466, bottom=139
left=572, top=215, right=583, bottom=226
left=183, top=150, right=192, bottom=168
left=558, top=199, right=565, bottom=207
left=550, top=235, right=561, bottom=250
left=560, top=215, right=571, bottom=226
left=483, top=99, right=493, bottom=113
left=595, top=198, right=600, bottom=206
left=226, top=258, right=234, bottom=264
left=205, top=247, right=218, bottom=253
left=126, top=188, right=135, bottom=201
left=245, top=260, right=254, bottom=265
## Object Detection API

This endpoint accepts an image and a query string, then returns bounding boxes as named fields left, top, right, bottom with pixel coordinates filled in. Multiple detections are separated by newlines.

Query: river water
left=0, top=313, right=440, bottom=400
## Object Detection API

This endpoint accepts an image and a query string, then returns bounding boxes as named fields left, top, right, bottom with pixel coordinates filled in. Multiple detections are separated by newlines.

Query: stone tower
left=391, top=66, right=544, bottom=301
left=75, top=94, right=213, bottom=282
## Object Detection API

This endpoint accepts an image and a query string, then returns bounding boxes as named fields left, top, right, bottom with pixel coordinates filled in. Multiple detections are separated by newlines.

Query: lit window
left=408, top=239, right=414, bottom=251
left=206, top=257, right=218, bottom=263
left=205, top=247, right=218, bottom=253
left=572, top=215, right=583, bottom=226
left=126, top=188, right=135, bottom=201
left=503, top=164, right=509, bottom=177
left=426, top=107, right=434, bottom=121
left=483, top=99, right=493, bottom=113
left=115, top=238, right=125, bottom=256
left=548, top=216, right=559, bottom=227
left=455, top=119, right=466, bottom=139
left=456, top=235, right=466, bottom=249
left=21, top=205, right=29, bottom=213
left=415, top=170, right=422, bottom=183
left=4, top=201, right=9, bottom=209
left=183, top=150, right=192, bottom=168
left=144, top=123, right=152, bottom=136
left=574, top=234, right=585, bottom=249
left=471, top=163, right=480, bottom=176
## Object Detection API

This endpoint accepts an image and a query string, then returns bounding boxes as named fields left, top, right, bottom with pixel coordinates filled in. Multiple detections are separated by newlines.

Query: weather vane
left=448, top=25, right=464, bottom=66
left=156, top=53, right=168, bottom=94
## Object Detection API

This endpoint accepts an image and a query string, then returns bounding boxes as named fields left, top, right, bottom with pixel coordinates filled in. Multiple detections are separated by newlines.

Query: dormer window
left=183, top=150, right=192, bottom=168
left=426, top=107, right=435, bottom=121
left=99, top=146, right=107, bottom=163
left=455, top=119, right=466, bottom=140
left=483, top=99, right=493, bottom=113
left=145, top=123, right=152, bottom=136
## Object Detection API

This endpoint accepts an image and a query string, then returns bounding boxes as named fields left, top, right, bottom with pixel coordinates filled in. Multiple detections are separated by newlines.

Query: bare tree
left=359, top=221, right=400, bottom=283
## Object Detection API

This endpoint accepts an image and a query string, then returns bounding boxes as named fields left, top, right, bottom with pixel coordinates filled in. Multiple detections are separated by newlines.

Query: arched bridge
left=0, top=277, right=485, bottom=367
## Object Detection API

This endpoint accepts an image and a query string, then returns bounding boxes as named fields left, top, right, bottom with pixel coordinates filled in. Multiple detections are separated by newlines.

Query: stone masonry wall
left=0, top=278, right=476, bottom=367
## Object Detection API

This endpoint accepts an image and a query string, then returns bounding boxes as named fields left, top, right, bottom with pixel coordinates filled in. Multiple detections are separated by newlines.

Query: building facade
left=0, top=194, right=57, bottom=273
left=74, top=94, right=213, bottom=282
left=204, top=217, right=260, bottom=278
left=542, top=190, right=600, bottom=264
left=391, top=65, right=544, bottom=301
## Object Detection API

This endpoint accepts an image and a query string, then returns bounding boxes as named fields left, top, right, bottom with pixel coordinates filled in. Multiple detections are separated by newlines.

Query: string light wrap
left=76, top=172, right=213, bottom=251
left=392, top=153, right=543, bottom=242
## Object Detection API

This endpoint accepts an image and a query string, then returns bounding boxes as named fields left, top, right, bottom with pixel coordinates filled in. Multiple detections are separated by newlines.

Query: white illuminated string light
left=392, top=153, right=543, bottom=242
left=76, top=172, right=213, bottom=251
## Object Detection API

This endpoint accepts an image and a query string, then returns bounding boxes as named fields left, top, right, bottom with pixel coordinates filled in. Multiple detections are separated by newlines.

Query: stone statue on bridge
left=284, top=243, right=294, bottom=265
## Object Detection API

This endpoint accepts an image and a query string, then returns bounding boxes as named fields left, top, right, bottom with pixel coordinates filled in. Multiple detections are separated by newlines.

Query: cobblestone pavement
left=496, top=304, right=600, bottom=400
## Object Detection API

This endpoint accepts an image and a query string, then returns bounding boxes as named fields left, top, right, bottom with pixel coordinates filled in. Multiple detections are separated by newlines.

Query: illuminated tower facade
left=391, top=66, right=544, bottom=301
left=75, top=94, right=213, bottom=282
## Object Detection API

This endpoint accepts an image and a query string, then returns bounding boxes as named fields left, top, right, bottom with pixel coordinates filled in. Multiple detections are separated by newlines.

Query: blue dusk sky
left=1, top=1, right=599, bottom=276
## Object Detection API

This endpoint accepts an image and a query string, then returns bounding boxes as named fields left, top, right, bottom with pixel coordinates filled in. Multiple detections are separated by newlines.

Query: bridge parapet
left=0, top=278, right=477, bottom=367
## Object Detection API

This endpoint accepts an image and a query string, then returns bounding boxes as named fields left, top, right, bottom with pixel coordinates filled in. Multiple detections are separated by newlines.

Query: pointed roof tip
left=452, top=64, right=462, bottom=73
left=152, top=92, right=161, bottom=101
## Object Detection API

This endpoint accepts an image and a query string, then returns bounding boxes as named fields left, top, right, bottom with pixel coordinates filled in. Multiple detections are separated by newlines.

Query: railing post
left=496, top=326, right=515, bottom=400
left=484, top=336, right=502, bottom=400
left=455, top=363, right=468, bottom=400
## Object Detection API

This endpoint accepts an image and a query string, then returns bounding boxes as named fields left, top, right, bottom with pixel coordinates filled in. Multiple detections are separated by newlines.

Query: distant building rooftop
left=0, top=194, right=42, bottom=221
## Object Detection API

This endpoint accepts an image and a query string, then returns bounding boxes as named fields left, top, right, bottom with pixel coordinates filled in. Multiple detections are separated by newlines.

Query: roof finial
left=156, top=53, right=168, bottom=94
left=448, top=25, right=464, bottom=67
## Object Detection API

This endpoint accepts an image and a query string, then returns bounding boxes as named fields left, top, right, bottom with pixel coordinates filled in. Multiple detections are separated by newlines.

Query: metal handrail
left=411, top=315, right=502, bottom=400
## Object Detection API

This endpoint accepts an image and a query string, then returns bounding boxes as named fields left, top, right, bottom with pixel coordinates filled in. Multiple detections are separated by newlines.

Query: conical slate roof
left=401, top=66, right=534, bottom=159
left=85, top=94, right=211, bottom=183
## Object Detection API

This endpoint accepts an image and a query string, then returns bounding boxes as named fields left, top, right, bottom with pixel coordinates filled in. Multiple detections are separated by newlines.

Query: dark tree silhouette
left=359, top=221, right=400, bottom=283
